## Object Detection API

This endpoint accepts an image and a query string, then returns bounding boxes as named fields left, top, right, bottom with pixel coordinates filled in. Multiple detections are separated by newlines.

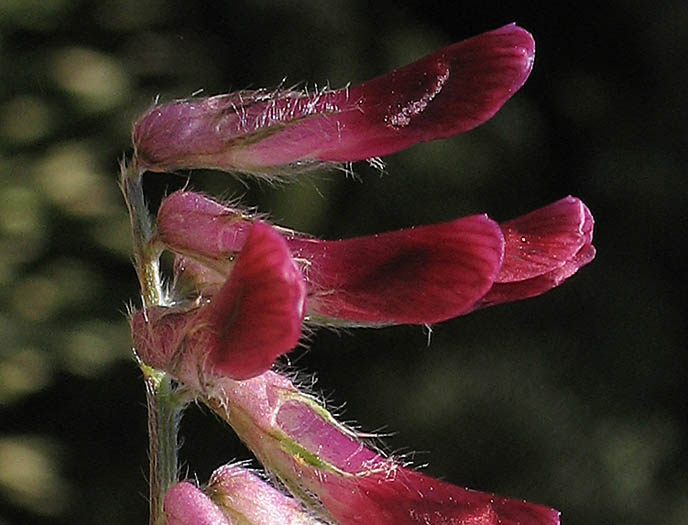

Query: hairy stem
left=119, top=160, right=164, bottom=307
left=143, top=366, right=186, bottom=525
left=121, top=160, right=183, bottom=524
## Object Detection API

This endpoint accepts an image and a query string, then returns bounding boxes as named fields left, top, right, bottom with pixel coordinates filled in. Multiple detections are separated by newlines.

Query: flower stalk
left=119, top=161, right=164, bottom=307
left=143, top=369, right=187, bottom=525
left=120, top=161, right=187, bottom=525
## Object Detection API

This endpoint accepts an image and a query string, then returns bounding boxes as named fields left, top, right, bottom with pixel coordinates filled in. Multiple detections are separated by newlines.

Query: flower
left=126, top=23, right=591, bottom=524
left=131, top=221, right=306, bottom=381
left=164, top=465, right=323, bottom=525
left=156, top=191, right=594, bottom=327
left=132, top=24, right=534, bottom=176
left=159, top=363, right=561, bottom=525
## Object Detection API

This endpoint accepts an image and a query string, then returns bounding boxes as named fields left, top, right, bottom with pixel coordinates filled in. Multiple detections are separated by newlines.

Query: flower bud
left=207, top=464, right=324, bottom=524
left=165, top=482, right=230, bottom=525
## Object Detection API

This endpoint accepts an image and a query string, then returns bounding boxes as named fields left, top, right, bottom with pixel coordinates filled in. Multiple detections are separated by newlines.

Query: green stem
left=143, top=367, right=186, bottom=525
left=120, top=160, right=183, bottom=524
left=119, top=160, right=164, bottom=307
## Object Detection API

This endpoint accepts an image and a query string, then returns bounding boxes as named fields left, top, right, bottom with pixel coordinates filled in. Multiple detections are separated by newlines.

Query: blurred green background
left=1, top=1, right=686, bottom=523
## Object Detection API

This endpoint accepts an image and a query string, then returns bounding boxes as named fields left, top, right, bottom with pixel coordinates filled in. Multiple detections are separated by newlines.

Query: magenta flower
left=255, top=376, right=560, bottom=525
left=156, top=190, right=594, bottom=326
left=153, top=361, right=561, bottom=525
left=132, top=191, right=593, bottom=383
left=123, top=23, right=596, bottom=524
left=133, top=24, right=534, bottom=175
left=132, top=220, right=306, bottom=381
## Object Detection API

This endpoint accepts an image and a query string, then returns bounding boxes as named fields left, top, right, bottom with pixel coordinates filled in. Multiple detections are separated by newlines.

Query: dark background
left=1, top=1, right=686, bottom=523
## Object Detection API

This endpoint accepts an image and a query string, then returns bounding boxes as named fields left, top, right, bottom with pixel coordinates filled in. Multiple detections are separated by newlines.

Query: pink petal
left=133, top=24, right=534, bottom=174
left=201, top=222, right=306, bottom=380
left=477, top=197, right=595, bottom=307
left=275, top=399, right=383, bottom=472
left=165, top=482, right=230, bottom=525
